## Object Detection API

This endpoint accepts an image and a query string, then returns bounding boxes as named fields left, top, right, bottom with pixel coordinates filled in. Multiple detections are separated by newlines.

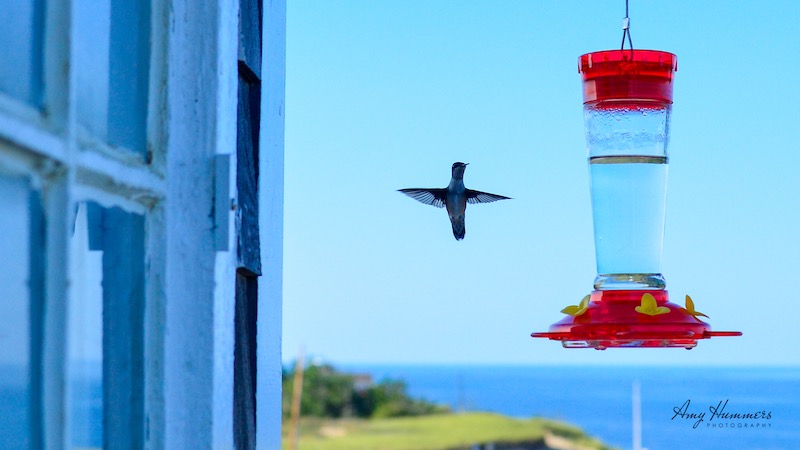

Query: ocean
left=341, top=364, right=800, bottom=450
left=2, top=365, right=797, bottom=449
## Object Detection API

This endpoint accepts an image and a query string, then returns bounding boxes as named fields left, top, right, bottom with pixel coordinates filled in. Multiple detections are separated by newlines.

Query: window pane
left=0, top=174, right=32, bottom=449
left=75, top=0, right=111, bottom=139
left=75, top=0, right=150, bottom=156
left=0, top=0, right=44, bottom=107
left=69, top=201, right=145, bottom=449
left=68, top=202, right=104, bottom=448
left=107, top=0, right=150, bottom=155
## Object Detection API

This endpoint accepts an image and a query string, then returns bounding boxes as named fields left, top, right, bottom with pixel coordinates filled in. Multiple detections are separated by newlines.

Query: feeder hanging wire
left=620, top=0, right=633, bottom=50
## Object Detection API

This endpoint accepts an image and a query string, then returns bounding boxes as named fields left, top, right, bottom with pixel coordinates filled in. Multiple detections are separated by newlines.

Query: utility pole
left=287, top=347, right=306, bottom=450
left=632, top=380, right=642, bottom=450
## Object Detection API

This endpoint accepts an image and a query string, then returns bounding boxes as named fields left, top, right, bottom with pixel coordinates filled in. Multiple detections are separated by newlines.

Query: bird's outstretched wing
left=398, top=188, right=447, bottom=208
left=466, top=189, right=511, bottom=204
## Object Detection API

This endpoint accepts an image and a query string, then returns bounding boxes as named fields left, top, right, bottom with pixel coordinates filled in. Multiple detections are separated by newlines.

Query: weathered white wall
left=163, top=0, right=227, bottom=447
left=163, top=0, right=288, bottom=448
left=212, top=0, right=240, bottom=448
left=258, top=0, right=287, bottom=448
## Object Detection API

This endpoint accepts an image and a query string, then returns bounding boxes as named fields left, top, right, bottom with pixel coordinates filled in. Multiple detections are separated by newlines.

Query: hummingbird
left=399, top=162, right=511, bottom=240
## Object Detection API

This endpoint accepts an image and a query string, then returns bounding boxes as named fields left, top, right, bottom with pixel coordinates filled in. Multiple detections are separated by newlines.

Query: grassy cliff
left=282, top=363, right=614, bottom=450
left=282, top=412, right=615, bottom=450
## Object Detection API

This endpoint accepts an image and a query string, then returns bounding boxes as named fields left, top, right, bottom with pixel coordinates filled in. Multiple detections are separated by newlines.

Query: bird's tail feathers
left=451, top=221, right=465, bottom=240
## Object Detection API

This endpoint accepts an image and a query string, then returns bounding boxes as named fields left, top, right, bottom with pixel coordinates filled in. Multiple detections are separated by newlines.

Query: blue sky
left=283, top=1, right=800, bottom=366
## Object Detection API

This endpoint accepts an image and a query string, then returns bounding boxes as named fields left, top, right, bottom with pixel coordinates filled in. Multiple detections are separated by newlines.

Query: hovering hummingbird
left=399, top=162, right=511, bottom=240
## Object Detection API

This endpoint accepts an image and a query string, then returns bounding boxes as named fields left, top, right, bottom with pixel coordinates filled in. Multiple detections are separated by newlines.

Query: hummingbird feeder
left=531, top=31, right=741, bottom=349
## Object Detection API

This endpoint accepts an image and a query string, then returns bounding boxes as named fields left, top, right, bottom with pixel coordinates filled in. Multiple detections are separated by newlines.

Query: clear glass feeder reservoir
left=532, top=50, right=740, bottom=349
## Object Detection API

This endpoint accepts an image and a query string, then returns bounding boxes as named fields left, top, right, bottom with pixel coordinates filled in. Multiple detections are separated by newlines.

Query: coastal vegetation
left=282, top=362, right=449, bottom=419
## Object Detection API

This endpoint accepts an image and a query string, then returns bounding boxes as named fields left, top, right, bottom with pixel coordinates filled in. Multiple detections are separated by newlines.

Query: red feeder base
left=531, top=290, right=741, bottom=350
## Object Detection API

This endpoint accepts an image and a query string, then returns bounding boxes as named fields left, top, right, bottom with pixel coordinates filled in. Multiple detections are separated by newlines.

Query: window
left=1, top=0, right=158, bottom=447
left=0, top=0, right=285, bottom=447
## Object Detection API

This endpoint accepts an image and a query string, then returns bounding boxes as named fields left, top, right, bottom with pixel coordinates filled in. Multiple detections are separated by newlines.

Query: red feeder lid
left=579, top=50, right=677, bottom=105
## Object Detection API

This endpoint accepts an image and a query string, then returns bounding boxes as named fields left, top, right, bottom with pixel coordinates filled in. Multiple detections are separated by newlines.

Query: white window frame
left=0, top=0, right=285, bottom=447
